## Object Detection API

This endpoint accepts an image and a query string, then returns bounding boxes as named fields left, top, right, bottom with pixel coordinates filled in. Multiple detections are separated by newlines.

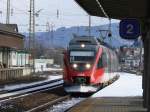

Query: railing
left=0, top=68, right=32, bottom=81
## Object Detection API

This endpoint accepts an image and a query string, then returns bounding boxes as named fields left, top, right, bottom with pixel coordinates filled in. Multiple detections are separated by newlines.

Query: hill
left=23, top=23, right=134, bottom=49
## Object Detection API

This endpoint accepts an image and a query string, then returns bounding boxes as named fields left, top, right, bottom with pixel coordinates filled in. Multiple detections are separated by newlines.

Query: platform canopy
left=75, top=0, right=148, bottom=19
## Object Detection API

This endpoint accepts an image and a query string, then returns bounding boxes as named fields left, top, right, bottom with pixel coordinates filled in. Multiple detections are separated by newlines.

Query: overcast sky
left=0, top=0, right=119, bottom=32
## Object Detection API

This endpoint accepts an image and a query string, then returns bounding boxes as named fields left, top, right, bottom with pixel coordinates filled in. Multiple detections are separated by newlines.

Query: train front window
left=70, top=51, right=95, bottom=63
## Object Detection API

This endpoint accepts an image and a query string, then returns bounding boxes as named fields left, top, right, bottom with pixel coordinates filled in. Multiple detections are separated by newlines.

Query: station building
left=0, top=23, right=31, bottom=80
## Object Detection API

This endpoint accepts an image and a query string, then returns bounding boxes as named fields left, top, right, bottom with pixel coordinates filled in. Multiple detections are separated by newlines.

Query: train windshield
left=70, top=51, right=95, bottom=63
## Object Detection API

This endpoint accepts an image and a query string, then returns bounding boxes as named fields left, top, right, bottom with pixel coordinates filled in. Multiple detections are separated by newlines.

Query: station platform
left=67, top=73, right=147, bottom=112
left=67, top=97, right=146, bottom=112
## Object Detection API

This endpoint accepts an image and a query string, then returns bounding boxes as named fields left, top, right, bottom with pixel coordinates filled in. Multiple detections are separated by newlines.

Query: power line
left=2, top=0, right=93, bottom=20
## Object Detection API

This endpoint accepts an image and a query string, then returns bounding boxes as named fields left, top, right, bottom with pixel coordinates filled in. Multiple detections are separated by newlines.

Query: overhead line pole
left=6, top=0, right=10, bottom=24
left=88, top=15, right=91, bottom=37
left=50, top=23, right=55, bottom=48
left=46, top=22, right=51, bottom=48
left=29, top=0, right=35, bottom=73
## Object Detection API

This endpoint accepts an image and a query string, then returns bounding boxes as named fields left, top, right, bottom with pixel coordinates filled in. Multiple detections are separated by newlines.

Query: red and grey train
left=63, top=36, right=119, bottom=93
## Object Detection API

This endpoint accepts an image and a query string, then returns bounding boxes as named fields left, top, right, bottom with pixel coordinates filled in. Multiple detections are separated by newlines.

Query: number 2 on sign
left=127, top=24, right=134, bottom=34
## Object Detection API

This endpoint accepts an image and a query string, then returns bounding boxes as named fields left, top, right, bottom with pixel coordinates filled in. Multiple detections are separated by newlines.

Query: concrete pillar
left=143, top=35, right=149, bottom=108
left=148, top=31, right=150, bottom=111
left=143, top=41, right=147, bottom=108
left=143, top=23, right=150, bottom=111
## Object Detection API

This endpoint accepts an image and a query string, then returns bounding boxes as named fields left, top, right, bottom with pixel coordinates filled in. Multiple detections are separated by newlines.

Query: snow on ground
left=92, top=72, right=143, bottom=97
left=48, top=75, right=62, bottom=80
left=35, top=67, right=62, bottom=72
left=47, top=98, right=84, bottom=112
left=0, top=75, right=62, bottom=91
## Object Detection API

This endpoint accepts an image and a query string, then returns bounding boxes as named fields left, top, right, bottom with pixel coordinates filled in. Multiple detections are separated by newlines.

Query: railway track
left=0, top=78, right=63, bottom=103
left=0, top=86, right=69, bottom=112
left=25, top=95, right=70, bottom=112
left=45, top=75, right=120, bottom=112
left=47, top=97, right=85, bottom=112
left=0, top=74, right=120, bottom=112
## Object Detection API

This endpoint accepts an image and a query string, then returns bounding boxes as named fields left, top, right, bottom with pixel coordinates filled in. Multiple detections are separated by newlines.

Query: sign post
left=120, top=19, right=141, bottom=39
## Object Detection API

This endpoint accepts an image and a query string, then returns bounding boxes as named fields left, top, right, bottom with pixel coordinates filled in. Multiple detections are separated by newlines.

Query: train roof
left=68, top=36, right=116, bottom=52
left=69, top=36, right=99, bottom=45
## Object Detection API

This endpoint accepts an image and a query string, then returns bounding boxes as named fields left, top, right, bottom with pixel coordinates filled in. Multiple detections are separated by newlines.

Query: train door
left=101, top=47, right=109, bottom=73
left=106, top=49, right=112, bottom=81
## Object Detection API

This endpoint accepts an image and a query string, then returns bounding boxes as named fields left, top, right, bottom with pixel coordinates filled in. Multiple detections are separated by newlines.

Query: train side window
left=111, top=52, right=114, bottom=72
left=106, top=49, right=111, bottom=72
left=102, top=51, right=108, bottom=67
left=100, top=48, right=109, bottom=72
left=97, top=56, right=103, bottom=68
left=104, top=51, right=109, bottom=72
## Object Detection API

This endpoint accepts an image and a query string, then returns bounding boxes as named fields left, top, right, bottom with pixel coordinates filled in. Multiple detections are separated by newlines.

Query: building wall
left=0, top=49, right=30, bottom=68
left=0, top=33, right=23, bottom=49
left=2, top=49, right=9, bottom=68
left=10, top=51, right=17, bottom=66
left=10, top=51, right=30, bottom=67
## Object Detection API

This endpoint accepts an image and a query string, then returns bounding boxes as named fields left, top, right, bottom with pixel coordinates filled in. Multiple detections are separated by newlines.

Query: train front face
left=63, top=40, right=104, bottom=93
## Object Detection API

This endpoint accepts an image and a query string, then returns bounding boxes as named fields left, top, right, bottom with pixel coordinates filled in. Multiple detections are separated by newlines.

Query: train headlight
left=85, top=63, right=91, bottom=69
left=73, top=64, right=78, bottom=69
left=81, top=44, right=85, bottom=48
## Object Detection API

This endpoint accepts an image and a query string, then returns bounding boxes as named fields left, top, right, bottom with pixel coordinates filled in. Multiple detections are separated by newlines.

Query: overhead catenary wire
left=1, top=0, right=88, bottom=17
left=1, top=0, right=114, bottom=33
left=95, top=0, right=109, bottom=19
left=95, top=0, right=113, bottom=44
left=3, top=9, right=89, bottom=17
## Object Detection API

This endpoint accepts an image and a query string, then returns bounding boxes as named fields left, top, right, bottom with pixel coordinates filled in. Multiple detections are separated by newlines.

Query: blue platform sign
left=119, top=19, right=141, bottom=39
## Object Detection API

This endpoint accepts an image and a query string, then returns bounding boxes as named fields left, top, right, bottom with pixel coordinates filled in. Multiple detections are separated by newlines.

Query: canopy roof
left=75, top=0, right=148, bottom=19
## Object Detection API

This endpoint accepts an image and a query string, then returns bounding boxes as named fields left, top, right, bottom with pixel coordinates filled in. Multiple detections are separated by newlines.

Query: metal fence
left=0, top=68, right=32, bottom=81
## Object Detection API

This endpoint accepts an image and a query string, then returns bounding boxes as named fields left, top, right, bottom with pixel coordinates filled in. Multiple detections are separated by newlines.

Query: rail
left=25, top=95, right=70, bottom=112
left=0, top=79, right=63, bottom=103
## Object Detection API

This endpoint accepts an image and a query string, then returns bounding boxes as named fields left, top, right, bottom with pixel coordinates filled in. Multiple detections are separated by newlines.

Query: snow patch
left=92, top=72, right=143, bottom=97
left=47, top=98, right=84, bottom=112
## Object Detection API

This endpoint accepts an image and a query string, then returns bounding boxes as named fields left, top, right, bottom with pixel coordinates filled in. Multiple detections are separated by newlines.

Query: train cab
left=63, top=36, right=119, bottom=93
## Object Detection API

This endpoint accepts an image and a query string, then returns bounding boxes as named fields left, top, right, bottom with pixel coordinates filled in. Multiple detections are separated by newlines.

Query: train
left=63, top=36, right=119, bottom=93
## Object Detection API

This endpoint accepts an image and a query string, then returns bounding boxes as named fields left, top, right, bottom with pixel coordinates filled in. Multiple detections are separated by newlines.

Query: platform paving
left=67, top=97, right=147, bottom=112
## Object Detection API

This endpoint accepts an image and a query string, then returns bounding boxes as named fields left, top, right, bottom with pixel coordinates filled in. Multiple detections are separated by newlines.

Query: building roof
left=0, top=23, right=18, bottom=32
left=0, top=23, right=24, bottom=39
left=75, top=0, right=148, bottom=19
left=0, top=24, right=24, bottom=49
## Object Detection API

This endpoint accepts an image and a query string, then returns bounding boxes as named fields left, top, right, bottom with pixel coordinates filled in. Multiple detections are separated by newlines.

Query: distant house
left=34, top=59, right=54, bottom=72
left=119, top=46, right=143, bottom=71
